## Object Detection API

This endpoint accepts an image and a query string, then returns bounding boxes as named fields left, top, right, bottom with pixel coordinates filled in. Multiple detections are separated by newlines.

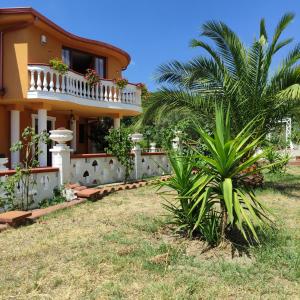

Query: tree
left=141, top=13, right=300, bottom=139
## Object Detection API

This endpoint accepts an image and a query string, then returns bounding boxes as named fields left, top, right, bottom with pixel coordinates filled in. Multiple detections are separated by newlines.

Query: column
left=114, top=117, right=121, bottom=129
left=49, top=129, right=73, bottom=185
left=10, top=110, right=20, bottom=168
left=70, top=118, right=77, bottom=152
left=38, top=109, right=47, bottom=166
left=131, top=133, right=143, bottom=180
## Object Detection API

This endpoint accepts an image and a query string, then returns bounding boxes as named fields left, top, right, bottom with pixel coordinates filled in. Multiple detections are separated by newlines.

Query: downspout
left=0, top=21, right=34, bottom=97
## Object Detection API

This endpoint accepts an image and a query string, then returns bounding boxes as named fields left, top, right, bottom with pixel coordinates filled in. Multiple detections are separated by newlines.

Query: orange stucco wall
left=3, top=27, right=29, bottom=99
left=0, top=11, right=129, bottom=164
left=2, top=23, right=124, bottom=101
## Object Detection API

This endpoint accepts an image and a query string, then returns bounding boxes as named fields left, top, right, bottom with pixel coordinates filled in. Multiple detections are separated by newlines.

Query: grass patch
left=0, top=170, right=299, bottom=299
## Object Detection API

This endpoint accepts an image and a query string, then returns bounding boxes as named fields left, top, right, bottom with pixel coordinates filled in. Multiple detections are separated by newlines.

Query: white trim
left=31, top=114, right=56, bottom=128
left=27, top=91, right=142, bottom=113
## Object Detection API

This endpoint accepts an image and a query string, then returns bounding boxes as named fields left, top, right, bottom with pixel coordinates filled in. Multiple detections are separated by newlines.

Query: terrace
left=27, top=64, right=142, bottom=113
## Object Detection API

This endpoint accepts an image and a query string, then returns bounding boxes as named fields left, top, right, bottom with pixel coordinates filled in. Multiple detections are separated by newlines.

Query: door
left=47, top=120, right=52, bottom=166
left=33, top=116, right=55, bottom=167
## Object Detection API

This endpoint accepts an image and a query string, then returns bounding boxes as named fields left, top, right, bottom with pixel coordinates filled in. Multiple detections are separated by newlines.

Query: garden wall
left=0, top=167, right=59, bottom=209
left=0, top=152, right=170, bottom=208
left=70, top=152, right=170, bottom=186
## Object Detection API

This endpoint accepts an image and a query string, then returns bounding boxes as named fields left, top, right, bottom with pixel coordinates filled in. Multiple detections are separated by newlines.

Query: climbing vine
left=105, top=127, right=133, bottom=182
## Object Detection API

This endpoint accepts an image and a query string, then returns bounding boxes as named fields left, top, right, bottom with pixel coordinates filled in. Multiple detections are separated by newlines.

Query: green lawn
left=0, top=169, right=299, bottom=299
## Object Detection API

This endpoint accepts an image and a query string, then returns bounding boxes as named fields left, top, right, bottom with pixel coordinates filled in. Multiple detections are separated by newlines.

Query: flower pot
left=49, top=128, right=73, bottom=144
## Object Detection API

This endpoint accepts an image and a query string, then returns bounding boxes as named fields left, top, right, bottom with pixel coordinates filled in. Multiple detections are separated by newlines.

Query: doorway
left=32, top=115, right=56, bottom=166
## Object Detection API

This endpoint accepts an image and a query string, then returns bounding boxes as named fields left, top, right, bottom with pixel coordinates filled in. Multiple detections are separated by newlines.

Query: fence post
left=49, top=128, right=73, bottom=185
left=130, top=133, right=143, bottom=180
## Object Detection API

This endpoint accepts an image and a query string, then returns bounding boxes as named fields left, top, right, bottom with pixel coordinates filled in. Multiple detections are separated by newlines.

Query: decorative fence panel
left=0, top=152, right=171, bottom=209
left=0, top=168, right=59, bottom=210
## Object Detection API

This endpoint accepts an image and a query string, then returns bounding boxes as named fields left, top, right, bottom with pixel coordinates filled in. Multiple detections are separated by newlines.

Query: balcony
left=27, top=64, right=142, bottom=113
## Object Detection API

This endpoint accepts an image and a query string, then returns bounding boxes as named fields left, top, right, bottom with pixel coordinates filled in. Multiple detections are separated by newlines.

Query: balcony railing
left=27, top=64, right=141, bottom=109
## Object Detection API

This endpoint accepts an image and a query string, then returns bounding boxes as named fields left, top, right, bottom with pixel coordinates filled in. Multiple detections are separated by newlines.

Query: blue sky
left=1, top=0, right=300, bottom=90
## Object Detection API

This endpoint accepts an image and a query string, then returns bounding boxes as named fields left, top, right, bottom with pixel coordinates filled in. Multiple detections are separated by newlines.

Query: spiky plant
left=161, top=105, right=273, bottom=246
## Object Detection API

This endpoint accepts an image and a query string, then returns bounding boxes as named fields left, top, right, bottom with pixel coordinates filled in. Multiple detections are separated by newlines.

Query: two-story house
left=0, top=7, right=142, bottom=168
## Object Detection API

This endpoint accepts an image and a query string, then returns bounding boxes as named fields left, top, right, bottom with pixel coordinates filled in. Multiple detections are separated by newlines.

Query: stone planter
left=130, top=133, right=143, bottom=144
left=49, top=128, right=73, bottom=145
left=150, top=142, right=156, bottom=153
left=0, top=157, right=8, bottom=170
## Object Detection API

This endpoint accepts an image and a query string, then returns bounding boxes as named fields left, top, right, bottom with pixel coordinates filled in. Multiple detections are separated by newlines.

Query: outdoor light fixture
left=40, top=34, right=47, bottom=45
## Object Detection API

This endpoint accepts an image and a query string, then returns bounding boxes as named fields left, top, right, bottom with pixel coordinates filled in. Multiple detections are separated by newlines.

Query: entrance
left=32, top=115, right=56, bottom=166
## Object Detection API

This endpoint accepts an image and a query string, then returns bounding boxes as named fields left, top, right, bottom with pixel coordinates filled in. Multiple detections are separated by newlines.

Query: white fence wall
left=70, top=153, right=171, bottom=186
left=0, top=168, right=59, bottom=209
left=0, top=153, right=170, bottom=208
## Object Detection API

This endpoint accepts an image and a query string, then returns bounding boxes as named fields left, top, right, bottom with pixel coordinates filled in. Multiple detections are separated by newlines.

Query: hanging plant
left=114, top=78, right=129, bottom=90
left=136, top=83, right=150, bottom=98
left=85, top=69, right=101, bottom=87
left=49, top=58, right=69, bottom=75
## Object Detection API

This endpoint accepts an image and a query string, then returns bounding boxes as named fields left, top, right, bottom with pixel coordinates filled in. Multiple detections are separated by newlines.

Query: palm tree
left=141, top=13, right=300, bottom=138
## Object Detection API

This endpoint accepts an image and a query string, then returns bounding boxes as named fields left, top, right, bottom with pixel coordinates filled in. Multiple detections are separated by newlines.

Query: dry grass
left=0, top=169, right=300, bottom=299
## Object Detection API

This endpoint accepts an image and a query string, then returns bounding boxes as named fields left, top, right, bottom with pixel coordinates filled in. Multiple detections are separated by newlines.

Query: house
left=0, top=7, right=142, bottom=168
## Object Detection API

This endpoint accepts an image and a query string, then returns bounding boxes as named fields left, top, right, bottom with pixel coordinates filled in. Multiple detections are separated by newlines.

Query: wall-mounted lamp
left=41, top=34, right=47, bottom=45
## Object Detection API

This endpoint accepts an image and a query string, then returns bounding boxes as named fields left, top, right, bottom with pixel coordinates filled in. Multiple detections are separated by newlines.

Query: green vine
left=105, top=127, right=133, bottom=183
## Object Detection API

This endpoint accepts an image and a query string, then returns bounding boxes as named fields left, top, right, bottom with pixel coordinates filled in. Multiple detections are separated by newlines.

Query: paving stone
left=74, top=186, right=87, bottom=191
left=76, top=188, right=101, bottom=200
left=0, top=211, right=32, bottom=226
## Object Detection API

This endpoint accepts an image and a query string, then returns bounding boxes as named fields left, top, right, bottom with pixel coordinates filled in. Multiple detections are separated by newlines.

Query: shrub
left=0, top=127, right=49, bottom=211
left=105, top=127, right=134, bottom=182
left=264, top=147, right=290, bottom=174
left=161, top=105, right=274, bottom=246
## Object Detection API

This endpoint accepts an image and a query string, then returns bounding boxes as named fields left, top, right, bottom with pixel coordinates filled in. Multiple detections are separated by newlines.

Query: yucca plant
left=162, top=105, right=274, bottom=246
left=160, top=155, right=201, bottom=237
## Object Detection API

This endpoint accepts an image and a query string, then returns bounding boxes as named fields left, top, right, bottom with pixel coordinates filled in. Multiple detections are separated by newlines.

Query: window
left=62, top=48, right=70, bottom=66
left=95, top=57, right=105, bottom=78
left=62, top=47, right=106, bottom=77
left=79, top=124, right=85, bottom=144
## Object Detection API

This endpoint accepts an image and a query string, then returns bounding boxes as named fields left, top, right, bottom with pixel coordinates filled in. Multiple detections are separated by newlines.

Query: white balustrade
left=27, top=65, right=141, bottom=108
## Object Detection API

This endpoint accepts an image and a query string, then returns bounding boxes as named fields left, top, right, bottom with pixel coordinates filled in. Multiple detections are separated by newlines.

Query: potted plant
left=113, top=78, right=129, bottom=90
left=49, top=58, right=69, bottom=75
left=85, top=69, right=101, bottom=88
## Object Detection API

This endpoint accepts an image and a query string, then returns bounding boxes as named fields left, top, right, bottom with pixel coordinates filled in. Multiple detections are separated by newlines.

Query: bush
left=160, top=105, right=274, bottom=246
left=105, top=127, right=134, bottom=182
left=264, top=147, right=290, bottom=174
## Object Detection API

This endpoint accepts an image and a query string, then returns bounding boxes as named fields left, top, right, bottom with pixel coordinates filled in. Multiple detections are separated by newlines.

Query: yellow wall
left=3, top=27, right=29, bottom=99
left=2, top=23, right=124, bottom=101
